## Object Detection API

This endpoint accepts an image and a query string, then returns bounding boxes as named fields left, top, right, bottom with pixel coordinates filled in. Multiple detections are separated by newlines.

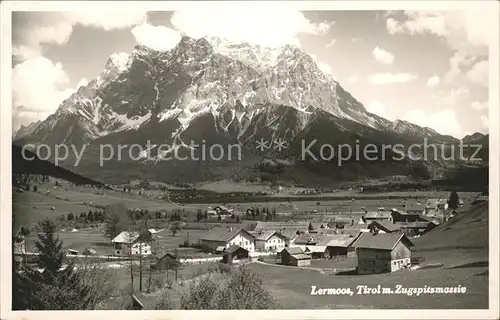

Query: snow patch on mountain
left=108, top=110, right=152, bottom=132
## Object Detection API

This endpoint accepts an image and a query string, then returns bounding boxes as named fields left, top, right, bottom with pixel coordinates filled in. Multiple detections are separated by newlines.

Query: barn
left=280, top=247, right=311, bottom=266
left=324, top=235, right=358, bottom=259
left=304, top=246, right=328, bottom=259
left=222, top=245, right=249, bottom=264
left=352, top=232, right=414, bottom=275
left=152, top=252, right=181, bottom=271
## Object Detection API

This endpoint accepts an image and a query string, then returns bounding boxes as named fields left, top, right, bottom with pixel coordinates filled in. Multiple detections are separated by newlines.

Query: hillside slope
left=413, top=201, right=488, bottom=251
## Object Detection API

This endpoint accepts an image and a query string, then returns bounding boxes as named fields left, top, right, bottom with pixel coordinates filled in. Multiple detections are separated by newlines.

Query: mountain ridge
left=13, top=35, right=485, bottom=184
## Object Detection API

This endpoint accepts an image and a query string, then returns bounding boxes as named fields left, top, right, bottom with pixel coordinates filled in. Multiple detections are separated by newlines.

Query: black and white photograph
left=1, top=1, right=499, bottom=319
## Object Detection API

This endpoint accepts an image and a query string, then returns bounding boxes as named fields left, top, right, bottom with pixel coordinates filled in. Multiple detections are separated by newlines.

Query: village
left=11, top=170, right=490, bottom=310
left=14, top=194, right=479, bottom=274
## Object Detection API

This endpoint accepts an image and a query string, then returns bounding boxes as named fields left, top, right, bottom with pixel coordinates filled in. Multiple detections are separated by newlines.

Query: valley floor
left=246, top=248, right=488, bottom=309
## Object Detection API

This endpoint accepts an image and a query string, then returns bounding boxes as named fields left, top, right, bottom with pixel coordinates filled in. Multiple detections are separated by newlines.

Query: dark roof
left=199, top=227, right=254, bottom=242
left=368, top=221, right=401, bottom=232
left=157, top=252, right=179, bottom=261
left=282, top=247, right=304, bottom=255
left=225, top=245, right=248, bottom=254
left=391, top=208, right=420, bottom=216
left=351, top=232, right=413, bottom=250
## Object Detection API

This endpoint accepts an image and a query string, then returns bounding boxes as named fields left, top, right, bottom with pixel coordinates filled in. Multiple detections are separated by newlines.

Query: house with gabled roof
left=253, top=230, right=289, bottom=252
left=367, top=220, right=402, bottom=234
left=304, top=246, right=328, bottom=259
left=351, top=232, right=414, bottom=274
left=368, top=219, right=438, bottom=237
left=425, top=198, right=449, bottom=212
left=111, top=231, right=152, bottom=256
left=152, top=252, right=181, bottom=271
left=279, top=247, right=311, bottom=266
left=199, top=227, right=255, bottom=253
left=222, top=245, right=249, bottom=264
left=363, top=211, right=393, bottom=222
left=404, top=203, right=425, bottom=215
left=322, top=235, right=358, bottom=258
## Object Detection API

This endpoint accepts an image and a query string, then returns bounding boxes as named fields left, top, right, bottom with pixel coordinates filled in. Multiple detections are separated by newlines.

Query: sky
left=11, top=4, right=493, bottom=138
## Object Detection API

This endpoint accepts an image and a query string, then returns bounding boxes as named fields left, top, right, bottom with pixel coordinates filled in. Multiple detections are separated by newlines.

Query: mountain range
left=12, top=36, right=488, bottom=185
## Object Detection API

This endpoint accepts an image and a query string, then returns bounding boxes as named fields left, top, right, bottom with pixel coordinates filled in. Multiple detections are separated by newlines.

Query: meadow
left=246, top=255, right=488, bottom=309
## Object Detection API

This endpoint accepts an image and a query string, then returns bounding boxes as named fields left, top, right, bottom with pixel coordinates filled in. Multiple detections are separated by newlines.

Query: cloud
left=77, top=78, right=89, bottom=89
left=444, top=51, right=488, bottom=88
left=402, top=108, right=462, bottom=137
left=438, top=87, right=470, bottom=106
left=348, top=76, right=359, bottom=82
left=426, top=75, right=440, bottom=87
left=465, top=60, right=488, bottom=88
left=372, top=46, right=395, bottom=65
left=386, top=10, right=493, bottom=55
left=471, top=100, right=488, bottom=111
left=326, top=39, right=337, bottom=48
left=12, top=57, right=84, bottom=130
left=480, top=115, right=489, bottom=131
left=13, top=11, right=147, bottom=60
left=131, top=24, right=182, bottom=51
left=366, top=100, right=391, bottom=120
left=351, top=37, right=362, bottom=43
left=170, top=3, right=333, bottom=48
left=368, top=73, right=417, bottom=85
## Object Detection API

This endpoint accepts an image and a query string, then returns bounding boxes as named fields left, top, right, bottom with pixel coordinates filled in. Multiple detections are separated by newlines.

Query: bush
left=155, top=289, right=175, bottom=310
left=217, top=263, right=231, bottom=274
left=178, top=267, right=277, bottom=310
left=217, top=268, right=278, bottom=309
left=180, top=276, right=219, bottom=310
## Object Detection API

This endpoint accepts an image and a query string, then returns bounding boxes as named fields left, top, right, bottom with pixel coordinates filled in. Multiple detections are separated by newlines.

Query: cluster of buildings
left=12, top=198, right=453, bottom=276
left=102, top=203, right=442, bottom=274
left=192, top=204, right=444, bottom=273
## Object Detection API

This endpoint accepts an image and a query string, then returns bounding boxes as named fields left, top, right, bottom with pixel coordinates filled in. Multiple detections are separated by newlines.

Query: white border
left=1, top=1, right=499, bottom=319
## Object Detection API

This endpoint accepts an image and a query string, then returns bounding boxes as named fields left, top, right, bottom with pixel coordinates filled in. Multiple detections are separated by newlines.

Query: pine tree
left=13, top=219, right=92, bottom=310
left=35, top=219, right=64, bottom=277
left=448, top=191, right=460, bottom=210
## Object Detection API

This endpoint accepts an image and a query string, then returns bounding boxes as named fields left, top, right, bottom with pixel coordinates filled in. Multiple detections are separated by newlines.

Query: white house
left=254, top=231, right=289, bottom=252
left=199, top=227, right=255, bottom=253
left=111, top=231, right=152, bottom=256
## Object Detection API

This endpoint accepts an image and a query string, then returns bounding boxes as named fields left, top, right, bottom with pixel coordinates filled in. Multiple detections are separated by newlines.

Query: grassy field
left=243, top=200, right=490, bottom=309
left=23, top=226, right=209, bottom=256
left=245, top=258, right=488, bottom=309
